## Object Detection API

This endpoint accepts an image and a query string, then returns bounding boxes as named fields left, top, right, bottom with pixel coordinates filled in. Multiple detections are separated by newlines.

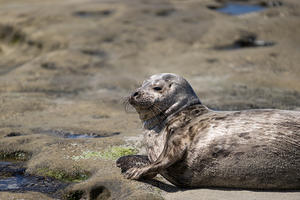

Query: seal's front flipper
left=116, top=155, right=150, bottom=173
left=124, top=132, right=188, bottom=180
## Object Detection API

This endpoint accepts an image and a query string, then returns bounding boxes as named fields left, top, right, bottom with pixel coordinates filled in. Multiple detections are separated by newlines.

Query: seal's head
left=128, top=73, right=200, bottom=128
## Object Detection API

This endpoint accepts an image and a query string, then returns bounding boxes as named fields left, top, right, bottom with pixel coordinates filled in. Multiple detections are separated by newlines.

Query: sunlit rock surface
left=0, top=0, right=299, bottom=199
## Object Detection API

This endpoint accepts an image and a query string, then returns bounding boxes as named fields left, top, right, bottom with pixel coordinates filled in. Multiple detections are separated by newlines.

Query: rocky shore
left=0, top=0, right=299, bottom=199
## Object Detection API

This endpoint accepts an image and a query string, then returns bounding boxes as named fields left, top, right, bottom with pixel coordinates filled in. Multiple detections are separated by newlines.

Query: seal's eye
left=153, top=87, right=162, bottom=91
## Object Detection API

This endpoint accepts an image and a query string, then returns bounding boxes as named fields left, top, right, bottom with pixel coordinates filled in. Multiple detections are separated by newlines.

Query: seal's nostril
left=133, top=91, right=139, bottom=97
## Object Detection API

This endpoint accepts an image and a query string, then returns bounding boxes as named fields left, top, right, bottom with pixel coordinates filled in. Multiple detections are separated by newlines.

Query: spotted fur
left=117, top=73, right=300, bottom=189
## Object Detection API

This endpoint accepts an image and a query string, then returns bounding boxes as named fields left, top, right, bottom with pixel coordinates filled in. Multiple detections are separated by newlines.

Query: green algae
left=37, top=167, right=90, bottom=183
left=71, top=146, right=138, bottom=161
left=71, top=150, right=102, bottom=161
left=0, top=150, right=31, bottom=161
left=99, top=146, right=138, bottom=160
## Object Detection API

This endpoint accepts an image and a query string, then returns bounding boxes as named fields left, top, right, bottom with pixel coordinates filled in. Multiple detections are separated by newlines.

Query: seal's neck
left=143, top=112, right=166, bottom=131
left=143, top=99, right=203, bottom=131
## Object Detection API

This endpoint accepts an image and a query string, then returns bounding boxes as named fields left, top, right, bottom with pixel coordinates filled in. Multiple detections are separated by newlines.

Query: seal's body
left=117, top=73, right=300, bottom=189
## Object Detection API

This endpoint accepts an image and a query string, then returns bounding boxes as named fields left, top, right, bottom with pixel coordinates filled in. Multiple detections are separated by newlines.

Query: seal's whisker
left=121, top=96, right=130, bottom=105
left=149, top=107, right=160, bottom=120
left=125, top=102, right=135, bottom=113
left=151, top=104, right=167, bottom=118
left=121, top=96, right=135, bottom=113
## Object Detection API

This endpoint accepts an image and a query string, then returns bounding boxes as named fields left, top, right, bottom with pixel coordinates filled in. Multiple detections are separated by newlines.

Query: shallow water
left=63, top=131, right=120, bottom=138
left=0, top=175, right=27, bottom=190
left=0, top=161, right=68, bottom=197
left=32, top=128, right=120, bottom=138
left=216, top=3, right=265, bottom=15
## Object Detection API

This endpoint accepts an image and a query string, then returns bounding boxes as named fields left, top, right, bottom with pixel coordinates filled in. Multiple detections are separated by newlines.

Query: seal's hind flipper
left=116, top=155, right=150, bottom=173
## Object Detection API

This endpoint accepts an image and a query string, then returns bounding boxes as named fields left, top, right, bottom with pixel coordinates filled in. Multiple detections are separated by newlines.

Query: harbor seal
left=116, top=73, right=300, bottom=189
